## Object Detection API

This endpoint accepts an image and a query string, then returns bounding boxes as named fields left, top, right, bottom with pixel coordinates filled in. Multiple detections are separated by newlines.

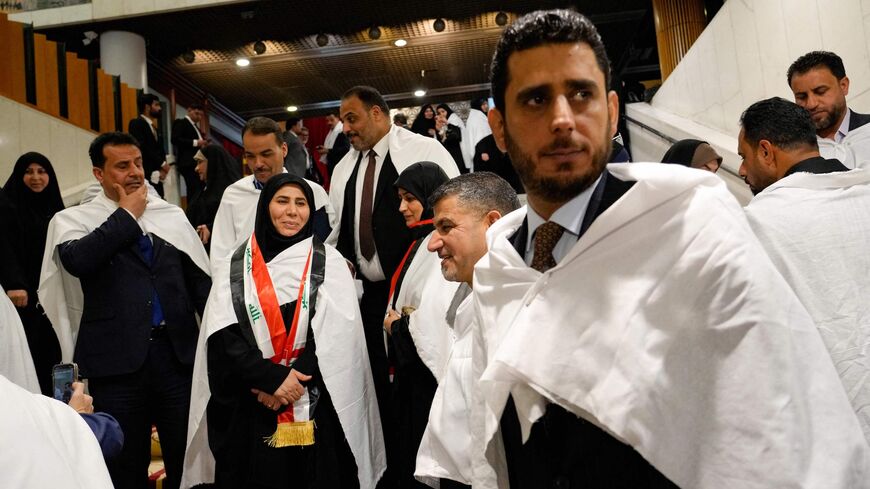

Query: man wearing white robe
left=328, top=85, right=459, bottom=483
left=464, top=97, right=492, bottom=172
left=738, top=96, right=870, bottom=443
left=414, top=173, right=519, bottom=488
left=210, top=117, right=333, bottom=274
left=0, top=375, right=114, bottom=489
left=788, top=50, right=870, bottom=168
left=471, top=9, right=870, bottom=489
left=0, top=292, right=39, bottom=393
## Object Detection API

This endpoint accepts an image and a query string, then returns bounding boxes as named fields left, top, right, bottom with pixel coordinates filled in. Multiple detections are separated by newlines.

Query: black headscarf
left=3, top=152, right=65, bottom=290
left=254, top=174, right=315, bottom=263
left=394, top=161, right=449, bottom=238
left=187, top=144, right=243, bottom=228
left=661, top=139, right=722, bottom=168
left=410, top=104, right=436, bottom=136
left=436, top=103, right=454, bottom=119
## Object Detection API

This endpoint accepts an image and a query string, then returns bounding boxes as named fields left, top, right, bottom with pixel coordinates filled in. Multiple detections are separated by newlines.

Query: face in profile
left=789, top=67, right=849, bottom=135
left=194, top=157, right=208, bottom=182
left=93, top=144, right=145, bottom=201
left=243, top=131, right=287, bottom=184
left=23, top=163, right=49, bottom=193
left=427, top=195, right=496, bottom=284
left=490, top=42, right=618, bottom=204
left=736, top=129, right=776, bottom=195
left=397, top=188, right=424, bottom=226
left=269, top=184, right=310, bottom=237
left=341, top=95, right=383, bottom=152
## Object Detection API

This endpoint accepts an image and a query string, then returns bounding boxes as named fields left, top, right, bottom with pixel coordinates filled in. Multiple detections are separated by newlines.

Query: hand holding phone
left=52, top=363, right=79, bottom=403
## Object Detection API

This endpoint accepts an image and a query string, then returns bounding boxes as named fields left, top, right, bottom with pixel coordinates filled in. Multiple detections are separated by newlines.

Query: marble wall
left=0, top=96, right=97, bottom=205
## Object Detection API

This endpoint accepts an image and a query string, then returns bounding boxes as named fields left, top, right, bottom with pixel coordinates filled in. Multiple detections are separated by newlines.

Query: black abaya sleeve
left=389, top=315, right=424, bottom=370
left=207, top=324, right=291, bottom=394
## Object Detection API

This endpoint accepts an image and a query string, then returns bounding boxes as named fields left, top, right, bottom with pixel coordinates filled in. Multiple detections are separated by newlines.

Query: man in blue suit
left=45, top=132, right=211, bottom=489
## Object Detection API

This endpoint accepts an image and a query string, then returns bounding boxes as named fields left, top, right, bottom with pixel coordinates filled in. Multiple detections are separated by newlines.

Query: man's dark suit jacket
left=849, top=109, right=870, bottom=132
left=128, top=116, right=166, bottom=178
left=58, top=208, right=211, bottom=379
left=171, top=117, right=201, bottom=172
left=336, top=151, right=412, bottom=281
left=283, top=130, right=308, bottom=178
left=501, top=171, right=678, bottom=489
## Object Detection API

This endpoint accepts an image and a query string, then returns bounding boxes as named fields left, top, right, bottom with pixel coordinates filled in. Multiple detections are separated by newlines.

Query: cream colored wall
left=9, top=0, right=248, bottom=27
left=0, top=95, right=97, bottom=206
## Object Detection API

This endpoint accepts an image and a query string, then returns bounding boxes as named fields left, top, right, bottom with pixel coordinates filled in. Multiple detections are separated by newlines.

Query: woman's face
left=269, top=184, right=310, bottom=237
left=436, top=107, right=448, bottom=119
left=423, top=107, right=434, bottom=119
left=397, top=188, right=424, bottom=226
left=694, top=159, right=721, bottom=173
left=195, top=158, right=208, bottom=182
left=23, top=163, right=49, bottom=193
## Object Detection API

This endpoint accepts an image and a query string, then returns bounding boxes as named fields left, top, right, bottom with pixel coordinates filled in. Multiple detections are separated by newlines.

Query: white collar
left=525, top=173, right=602, bottom=248
left=141, top=114, right=154, bottom=125
left=367, top=128, right=391, bottom=159
left=835, top=109, right=852, bottom=142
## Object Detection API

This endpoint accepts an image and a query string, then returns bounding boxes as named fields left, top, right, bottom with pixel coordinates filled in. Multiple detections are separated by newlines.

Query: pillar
left=99, top=30, right=147, bottom=90
left=652, top=0, right=707, bottom=81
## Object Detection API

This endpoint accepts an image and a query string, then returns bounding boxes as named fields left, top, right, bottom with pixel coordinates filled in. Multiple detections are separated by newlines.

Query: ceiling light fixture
left=253, top=40, right=266, bottom=55
left=368, top=26, right=382, bottom=40
left=495, top=11, right=509, bottom=26
left=286, top=105, right=299, bottom=112
left=182, top=50, right=195, bottom=63
left=433, top=18, right=446, bottom=32
left=414, top=69, right=427, bottom=97
left=316, top=33, right=329, bottom=47
left=235, top=57, right=250, bottom=67
left=394, top=39, right=407, bottom=47
left=414, top=89, right=426, bottom=97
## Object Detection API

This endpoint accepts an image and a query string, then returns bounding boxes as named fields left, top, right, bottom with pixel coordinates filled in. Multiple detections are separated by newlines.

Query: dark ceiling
left=37, top=0, right=679, bottom=121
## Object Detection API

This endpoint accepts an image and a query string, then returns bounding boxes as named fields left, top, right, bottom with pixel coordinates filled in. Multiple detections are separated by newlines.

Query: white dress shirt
left=354, top=131, right=391, bottom=281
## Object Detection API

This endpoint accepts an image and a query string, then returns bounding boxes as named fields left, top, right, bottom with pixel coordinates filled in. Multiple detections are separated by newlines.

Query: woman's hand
left=273, top=369, right=312, bottom=405
left=6, top=290, right=27, bottom=308
left=196, top=225, right=210, bottom=244
left=250, top=389, right=284, bottom=411
left=383, top=309, right=400, bottom=335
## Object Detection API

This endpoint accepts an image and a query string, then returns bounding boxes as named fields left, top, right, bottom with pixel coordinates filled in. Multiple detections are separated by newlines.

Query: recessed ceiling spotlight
left=433, top=18, right=446, bottom=32
left=394, top=39, right=407, bottom=47
left=286, top=105, right=299, bottom=112
left=235, top=57, right=250, bottom=67
left=414, top=89, right=426, bottom=97
left=253, top=40, right=266, bottom=55
left=182, top=50, right=195, bottom=63
left=368, top=26, right=382, bottom=40
left=495, top=11, right=509, bottom=26
left=316, top=33, right=329, bottom=47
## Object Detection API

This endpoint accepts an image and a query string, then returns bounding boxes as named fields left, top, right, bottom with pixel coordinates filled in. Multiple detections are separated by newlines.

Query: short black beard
left=815, top=102, right=845, bottom=133
left=505, top=124, right=611, bottom=204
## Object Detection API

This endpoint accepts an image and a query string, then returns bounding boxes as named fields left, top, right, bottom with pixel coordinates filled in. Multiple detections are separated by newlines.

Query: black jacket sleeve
left=181, top=251, right=211, bottom=316
left=58, top=208, right=142, bottom=277
left=171, top=118, right=197, bottom=148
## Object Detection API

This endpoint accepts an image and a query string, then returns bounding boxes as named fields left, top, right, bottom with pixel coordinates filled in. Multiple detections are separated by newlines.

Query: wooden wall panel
left=121, top=83, right=137, bottom=129
left=66, top=53, right=90, bottom=130
left=33, top=35, right=60, bottom=116
left=97, top=68, right=115, bottom=133
left=5, top=21, right=26, bottom=103
left=652, top=0, right=706, bottom=81
left=0, top=14, right=12, bottom=98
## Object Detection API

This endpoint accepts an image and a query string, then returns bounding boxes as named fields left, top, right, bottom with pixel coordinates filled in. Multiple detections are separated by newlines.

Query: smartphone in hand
left=52, top=363, right=79, bottom=403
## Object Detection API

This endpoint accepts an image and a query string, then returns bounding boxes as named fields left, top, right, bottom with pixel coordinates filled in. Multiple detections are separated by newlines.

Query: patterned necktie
left=359, top=150, right=377, bottom=261
left=137, top=234, right=165, bottom=326
left=531, top=221, right=565, bottom=272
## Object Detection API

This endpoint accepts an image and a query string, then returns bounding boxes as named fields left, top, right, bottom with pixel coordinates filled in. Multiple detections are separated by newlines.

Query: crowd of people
left=2, top=7, right=870, bottom=489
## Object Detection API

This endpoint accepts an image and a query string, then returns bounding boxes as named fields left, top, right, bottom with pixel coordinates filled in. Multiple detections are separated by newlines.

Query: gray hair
left=429, top=172, right=520, bottom=216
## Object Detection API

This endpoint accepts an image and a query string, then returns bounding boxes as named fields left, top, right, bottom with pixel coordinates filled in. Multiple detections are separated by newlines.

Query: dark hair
left=740, top=97, right=818, bottom=151
left=286, top=117, right=301, bottom=128
left=490, top=9, right=611, bottom=112
left=429, top=172, right=520, bottom=217
left=436, top=103, right=454, bottom=117
left=188, top=102, right=204, bottom=111
left=787, top=51, right=847, bottom=85
left=471, top=97, right=488, bottom=111
left=393, top=112, right=408, bottom=124
left=137, top=93, right=159, bottom=113
left=89, top=132, right=140, bottom=168
left=342, top=85, right=390, bottom=112
left=242, top=116, right=285, bottom=146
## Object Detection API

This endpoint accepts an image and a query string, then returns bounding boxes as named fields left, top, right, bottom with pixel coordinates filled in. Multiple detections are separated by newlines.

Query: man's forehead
left=506, top=42, right=605, bottom=90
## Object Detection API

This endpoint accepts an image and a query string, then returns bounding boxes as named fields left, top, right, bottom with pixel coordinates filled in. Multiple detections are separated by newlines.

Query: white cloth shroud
left=0, top=292, right=40, bottom=393
left=38, top=191, right=211, bottom=363
left=819, top=122, right=870, bottom=169
left=745, top=167, right=870, bottom=443
left=464, top=108, right=492, bottom=172
left=473, top=163, right=870, bottom=489
left=182, top=237, right=386, bottom=489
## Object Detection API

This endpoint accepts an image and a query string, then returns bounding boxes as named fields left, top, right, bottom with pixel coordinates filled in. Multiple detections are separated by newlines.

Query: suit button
left=552, top=476, right=570, bottom=489
left=146, top=300, right=152, bottom=306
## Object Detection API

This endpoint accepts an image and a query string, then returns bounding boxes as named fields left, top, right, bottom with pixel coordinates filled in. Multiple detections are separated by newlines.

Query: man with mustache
left=39, top=132, right=213, bottom=489
left=789, top=51, right=870, bottom=168
left=327, top=85, right=459, bottom=483
left=471, top=9, right=869, bottom=489
left=209, top=117, right=332, bottom=274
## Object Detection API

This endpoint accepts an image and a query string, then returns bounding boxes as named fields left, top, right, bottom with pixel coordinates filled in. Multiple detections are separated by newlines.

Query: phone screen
left=52, top=364, right=77, bottom=402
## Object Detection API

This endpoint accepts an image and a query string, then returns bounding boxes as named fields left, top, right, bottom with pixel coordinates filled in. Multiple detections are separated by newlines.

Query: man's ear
left=281, top=142, right=288, bottom=159
left=840, top=75, right=850, bottom=97
left=92, top=166, right=103, bottom=183
left=488, top=108, right=507, bottom=153
left=758, top=140, right=777, bottom=170
left=607, top=90, right=620, bottom=138
left=485, top=210, right=502, bottom=226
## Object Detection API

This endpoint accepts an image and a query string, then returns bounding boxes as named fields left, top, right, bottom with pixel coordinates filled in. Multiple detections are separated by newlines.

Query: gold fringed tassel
left=264, top=420, right=315, bottom=447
